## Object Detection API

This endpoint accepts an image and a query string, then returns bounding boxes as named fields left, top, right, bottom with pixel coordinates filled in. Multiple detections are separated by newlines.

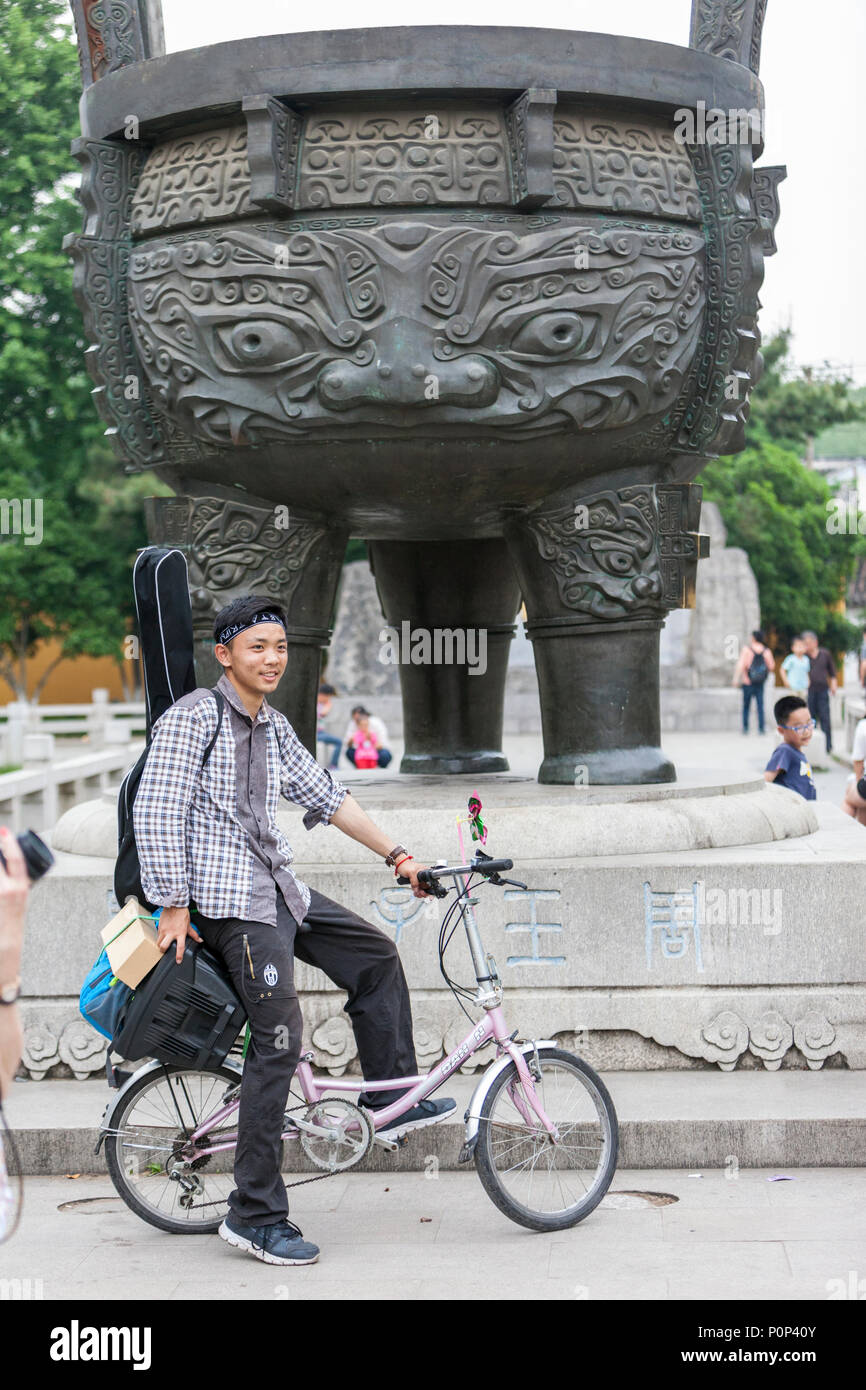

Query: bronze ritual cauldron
left=66, top=3, right=783, bottom=782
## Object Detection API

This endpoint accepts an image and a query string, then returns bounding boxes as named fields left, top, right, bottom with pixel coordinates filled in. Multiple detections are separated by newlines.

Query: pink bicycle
left=100, top=852, right=619, bottom=1233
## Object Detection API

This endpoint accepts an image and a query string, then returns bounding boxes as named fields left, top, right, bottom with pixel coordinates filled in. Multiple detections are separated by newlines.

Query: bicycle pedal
left=372, top=1132, right=401, bottom=1152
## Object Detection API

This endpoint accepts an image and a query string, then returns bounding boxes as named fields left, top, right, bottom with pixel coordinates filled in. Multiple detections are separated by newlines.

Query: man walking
left=134, top=594, right=454, bottom=1267
left=803, top=630, right=837, bottom=754
left=732, top=630, right=774, bottom=734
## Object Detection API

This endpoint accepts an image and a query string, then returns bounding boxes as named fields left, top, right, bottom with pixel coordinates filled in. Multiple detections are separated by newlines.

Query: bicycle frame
left=182, top=859, right=561, bottom=1160
left=184, top=1007, right=559, bottom=1158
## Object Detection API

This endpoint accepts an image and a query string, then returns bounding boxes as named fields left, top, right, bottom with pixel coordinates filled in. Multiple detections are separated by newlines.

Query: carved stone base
left=367, top=538, right=521, bottom=775
left=18, top=990, right=863, bottom=1082
left=505, top=482, right=707, bottom=784
left=144, top=493, right=347, bottom=750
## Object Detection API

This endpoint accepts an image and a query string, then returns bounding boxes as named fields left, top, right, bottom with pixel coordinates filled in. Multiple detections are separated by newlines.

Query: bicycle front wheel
left=103, top=1062, right=242, bottom=1234
left=474, top=1047, right=618, bottom=1232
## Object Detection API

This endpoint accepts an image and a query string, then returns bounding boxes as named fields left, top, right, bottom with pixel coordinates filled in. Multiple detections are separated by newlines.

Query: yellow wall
left=0, top=639, right=132, bottom=704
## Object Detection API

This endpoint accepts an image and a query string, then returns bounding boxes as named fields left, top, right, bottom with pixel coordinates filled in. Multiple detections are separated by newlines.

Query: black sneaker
left=377, top=1096, right=456, bottom=1141
left=218, top=1212, right=319, bottom=1265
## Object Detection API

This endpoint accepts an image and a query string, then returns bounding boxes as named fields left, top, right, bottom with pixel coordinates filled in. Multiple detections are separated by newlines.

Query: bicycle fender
left=460, top=1040, right=558, bottom=1159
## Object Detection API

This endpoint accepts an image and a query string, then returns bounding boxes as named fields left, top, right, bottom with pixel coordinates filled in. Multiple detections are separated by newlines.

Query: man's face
left=217, top=622, right=287, bottom=695
left=779, top=708, right=813, bottom=746
left=804, top=637, right=818, bottom=656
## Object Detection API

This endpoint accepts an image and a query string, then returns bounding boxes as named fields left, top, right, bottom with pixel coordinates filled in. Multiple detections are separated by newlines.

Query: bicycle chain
left=187, top=1098, right=344, bottom=1208
left=281, top=1094, right=367, bottom=1189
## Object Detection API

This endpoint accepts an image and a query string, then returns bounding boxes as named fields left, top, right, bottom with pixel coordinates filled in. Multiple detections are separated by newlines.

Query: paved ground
left=332, top=721, right=857, bottom=808
left=7, top=710, right=861, bottom=1305
left=3, top=1168, right=865, bottom=1301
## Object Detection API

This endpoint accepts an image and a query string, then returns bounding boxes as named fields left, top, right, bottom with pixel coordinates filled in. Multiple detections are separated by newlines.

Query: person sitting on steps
left=344, top=705, right=393, bottom=769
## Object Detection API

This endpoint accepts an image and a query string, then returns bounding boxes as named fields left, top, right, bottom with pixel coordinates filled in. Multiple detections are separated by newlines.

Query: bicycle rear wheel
left=103, top=1062, right=242, bottom=1234
left=474, top=1047, right=618, bottom=1232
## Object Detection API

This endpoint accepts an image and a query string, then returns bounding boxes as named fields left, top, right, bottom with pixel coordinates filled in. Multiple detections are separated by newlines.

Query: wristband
left=393, top=855, right=413, bottom=874
left=384, top=844, right=410, bottom=869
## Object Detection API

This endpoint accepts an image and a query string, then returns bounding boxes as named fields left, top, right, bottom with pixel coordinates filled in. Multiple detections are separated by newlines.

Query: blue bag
left=79, top=908, right=162, bottom=1041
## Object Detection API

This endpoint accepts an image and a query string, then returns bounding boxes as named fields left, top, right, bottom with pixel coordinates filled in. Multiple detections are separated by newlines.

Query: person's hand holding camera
left=0, top=828, right=29, bottom=1099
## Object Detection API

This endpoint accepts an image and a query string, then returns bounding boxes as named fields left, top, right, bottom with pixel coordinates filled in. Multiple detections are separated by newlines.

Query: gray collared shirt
left=135, top=672, right=350, bottom=926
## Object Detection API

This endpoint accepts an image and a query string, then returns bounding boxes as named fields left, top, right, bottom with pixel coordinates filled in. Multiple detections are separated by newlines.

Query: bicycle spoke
left=106, top=1068, right=242, bottom=1231
left=479, top=1054, right=616, bottom=1222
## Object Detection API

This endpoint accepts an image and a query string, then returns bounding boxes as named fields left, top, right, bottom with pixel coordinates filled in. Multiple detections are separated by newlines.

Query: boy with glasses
left=764, top=696, right=817, bottom=801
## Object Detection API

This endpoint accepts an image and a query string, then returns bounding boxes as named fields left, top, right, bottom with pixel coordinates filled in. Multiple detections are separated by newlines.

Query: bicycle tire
left=474, top=1047, right=618, bottom=1232
left=104, top=1062, right=241, bottom=1235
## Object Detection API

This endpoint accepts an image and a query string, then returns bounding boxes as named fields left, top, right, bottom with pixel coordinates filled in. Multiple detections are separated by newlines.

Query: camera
left=0, top=829, right=54, bottom=883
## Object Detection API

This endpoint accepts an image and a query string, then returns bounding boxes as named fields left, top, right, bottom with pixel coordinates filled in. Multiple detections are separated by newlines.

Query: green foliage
left=813, top=389, right=866, bottom=461
left=0, top=2, right=172, bottom=699
left=701, top=443, right=850, bottom=644
left=745, top=330, right=864, bottom=456
left=0, top=0, right=88, bottom=464
left=0, top=446, right=161, bottom=698
left=702, top=333, right=865, bottom=653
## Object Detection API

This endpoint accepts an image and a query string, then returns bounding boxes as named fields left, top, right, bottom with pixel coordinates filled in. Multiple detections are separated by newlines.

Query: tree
left=701, top=332, right=865, bottom=653
left=745, top=330, right=863, bottom=456
left=0, top=0, right=89, bottom=470
left=0, top=1, right=170, bottom=699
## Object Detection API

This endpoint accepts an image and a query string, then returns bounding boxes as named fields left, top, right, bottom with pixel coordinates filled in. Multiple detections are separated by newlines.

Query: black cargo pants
left=190, top=887, right=418, bottom=1227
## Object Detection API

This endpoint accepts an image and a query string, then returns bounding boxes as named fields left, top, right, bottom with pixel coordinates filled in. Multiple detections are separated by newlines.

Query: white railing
left=0, top=743, right=144, bottom=833
left=0, top=690, right=146, bottom=766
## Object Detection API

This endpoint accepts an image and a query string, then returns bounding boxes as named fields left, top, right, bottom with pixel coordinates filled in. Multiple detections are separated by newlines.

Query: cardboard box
left=100, top=898, right=163, bottom=987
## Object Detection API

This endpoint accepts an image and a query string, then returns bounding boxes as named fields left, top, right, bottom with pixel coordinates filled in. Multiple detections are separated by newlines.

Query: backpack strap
left=202, top=688, right=225, bottom=766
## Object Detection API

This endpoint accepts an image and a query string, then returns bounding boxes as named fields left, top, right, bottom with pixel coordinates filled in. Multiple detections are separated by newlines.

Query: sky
left=153, top=0, right=866, bottom=383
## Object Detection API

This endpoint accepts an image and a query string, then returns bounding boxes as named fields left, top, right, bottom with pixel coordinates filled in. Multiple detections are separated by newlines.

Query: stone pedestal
left=24, top=775, right=865, bottom=1081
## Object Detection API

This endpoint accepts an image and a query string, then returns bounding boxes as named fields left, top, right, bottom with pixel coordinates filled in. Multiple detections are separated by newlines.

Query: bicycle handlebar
left=396, top=857, right=514, bottom=889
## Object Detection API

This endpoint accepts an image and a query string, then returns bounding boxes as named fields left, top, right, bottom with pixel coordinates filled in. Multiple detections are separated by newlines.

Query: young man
left=134, top=595, right=454, bottom=1267
left=802, top=630, right=837, bottom=754
left=764, top=695, right=817, bottom=801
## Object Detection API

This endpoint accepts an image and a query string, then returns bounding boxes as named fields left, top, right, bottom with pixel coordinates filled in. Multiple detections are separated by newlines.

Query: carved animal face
left=128, top=218, right=705, bottom=444
left=164, top=499, right=322, bottom=619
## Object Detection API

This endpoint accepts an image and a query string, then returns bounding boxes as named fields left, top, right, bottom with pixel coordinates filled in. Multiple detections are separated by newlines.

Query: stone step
left=7, top=1070, right=864, bottom=1176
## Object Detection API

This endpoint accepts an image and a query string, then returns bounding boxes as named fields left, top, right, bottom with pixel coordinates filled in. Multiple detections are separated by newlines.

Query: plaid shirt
left=134, top=674, right=349, bottom=925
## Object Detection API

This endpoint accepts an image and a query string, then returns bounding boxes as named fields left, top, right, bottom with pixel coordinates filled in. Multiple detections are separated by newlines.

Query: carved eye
left=217, top=320, right=307, bottom=368
left=511, top=313, right=594, bottom=357
left=209, top=563, right=245, bottom=586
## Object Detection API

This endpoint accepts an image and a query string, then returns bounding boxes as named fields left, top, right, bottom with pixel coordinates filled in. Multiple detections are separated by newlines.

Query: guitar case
left=132, top=547, right=199, bottom=741
left=113, top=547, right=206, bottom=910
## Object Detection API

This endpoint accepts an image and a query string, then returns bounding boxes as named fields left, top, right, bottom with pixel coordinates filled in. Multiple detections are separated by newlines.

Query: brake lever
left=396, top=873, right=449, bottom=899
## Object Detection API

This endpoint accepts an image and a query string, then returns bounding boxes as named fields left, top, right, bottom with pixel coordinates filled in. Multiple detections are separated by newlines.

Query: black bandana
left=217, top=611, right=286, bottom=647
